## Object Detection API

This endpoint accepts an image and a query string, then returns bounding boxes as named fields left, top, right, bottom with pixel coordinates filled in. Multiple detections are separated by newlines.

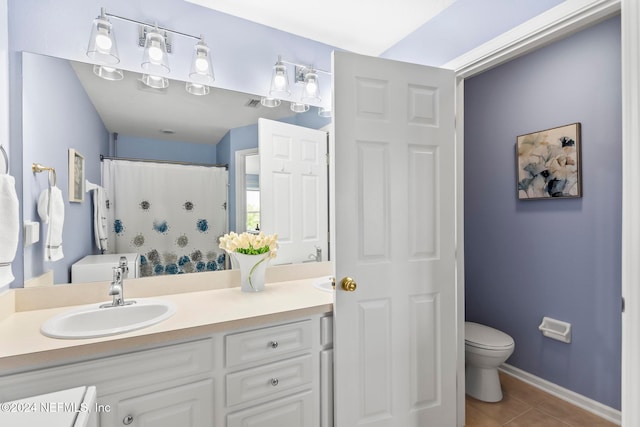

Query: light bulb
left=195, top=57, right=209, bottom=72
left=149, top=75, right=162, bottom=82
left=148, top=44, right=164, bottom=63
left=305, top=81, right=318, bottom=95
left=274, top=72, right=286, bottom=89
left=101, top=66, right=115, bottom=72
left=95, top=32, right=112, bottom=51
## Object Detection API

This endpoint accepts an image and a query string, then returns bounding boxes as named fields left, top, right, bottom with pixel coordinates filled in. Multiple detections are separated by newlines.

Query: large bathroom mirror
left=22, top=52, right=331, bottom=285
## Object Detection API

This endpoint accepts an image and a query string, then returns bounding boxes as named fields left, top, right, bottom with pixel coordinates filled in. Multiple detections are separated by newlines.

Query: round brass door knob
left=340, top=277, right=357, bottom=292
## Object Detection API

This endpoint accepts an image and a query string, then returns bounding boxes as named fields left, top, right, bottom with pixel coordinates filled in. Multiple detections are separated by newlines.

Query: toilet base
left=466, top=365, right=503, bottom=402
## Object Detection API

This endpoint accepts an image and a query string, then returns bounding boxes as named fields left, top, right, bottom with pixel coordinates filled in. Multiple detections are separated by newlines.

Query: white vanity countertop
left=0, top=278, right=333, bottom=372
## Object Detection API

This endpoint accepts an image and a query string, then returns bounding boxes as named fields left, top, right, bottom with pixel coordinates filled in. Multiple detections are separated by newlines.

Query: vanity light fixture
left=189, top=37, right=215, bottom=85
left=301, top=69, right=321, bottom=103
left=86, top=8, right=120, bottom=65
left=260, top=97, right=281, bottom=108
left=93, top=65, right=124, bottom=81
left=318, top=106, right=332, bottom=118
left=141, top=25, right=170, bottom=75
left=140, top=74, right=169, bottom=89
left=290, top=102, right=310, bottom=113
left=264, top=56, right=331, bottom=112
left=269, top=56, right=291, bottom=97
left=86, top=8, right=216, bottom=95
left=185, top=82, right=210, bottom=96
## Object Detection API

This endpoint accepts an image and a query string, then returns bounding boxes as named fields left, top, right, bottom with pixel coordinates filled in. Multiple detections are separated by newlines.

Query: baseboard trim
left=499, top=363, right=621, bottom=425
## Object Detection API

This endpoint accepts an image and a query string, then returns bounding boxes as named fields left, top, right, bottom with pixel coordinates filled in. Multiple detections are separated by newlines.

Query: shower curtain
left=102, top=159, right=228, bottom=277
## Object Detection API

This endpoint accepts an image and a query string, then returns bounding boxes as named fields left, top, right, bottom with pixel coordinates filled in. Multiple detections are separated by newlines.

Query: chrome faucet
left=304, top=246, right=322, bottom=263
left=101, top=256, right=133, bottom=308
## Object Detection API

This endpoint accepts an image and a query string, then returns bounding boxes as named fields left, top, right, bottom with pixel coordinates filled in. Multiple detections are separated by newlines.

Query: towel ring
left=0, top=144, right=8, bottom=174
left=32, top=162, right=57, bottom=186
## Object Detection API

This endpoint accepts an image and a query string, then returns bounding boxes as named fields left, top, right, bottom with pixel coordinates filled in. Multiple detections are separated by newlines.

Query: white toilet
left=465, top=321, right=515, bottom=402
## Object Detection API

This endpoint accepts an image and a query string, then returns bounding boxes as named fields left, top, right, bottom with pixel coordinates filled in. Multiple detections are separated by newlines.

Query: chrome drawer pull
left=270, top=378, right=279, bottom=386
left=123, top=415, right=134, bottom=425
left=270, top=340, right=278, bottom=349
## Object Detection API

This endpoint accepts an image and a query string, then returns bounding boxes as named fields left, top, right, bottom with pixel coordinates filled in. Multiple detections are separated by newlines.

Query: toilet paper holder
left=538, top=316, right=572, bottom=343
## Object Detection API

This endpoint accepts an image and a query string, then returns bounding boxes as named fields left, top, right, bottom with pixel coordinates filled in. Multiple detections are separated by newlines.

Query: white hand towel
left=92, top=186, right=108, bottom=252
left=0, top=174, right=19, bottom=287
left=37, top=186, right=65, bottom=262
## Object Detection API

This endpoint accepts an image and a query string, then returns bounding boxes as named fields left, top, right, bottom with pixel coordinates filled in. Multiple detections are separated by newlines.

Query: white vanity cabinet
left=222, top=320, right=316, bottom=425
left=0, top=338, right=215, bottom=427
left=0, top=312, right=334, bottom=427
left=101, top=379, right=214, bottom=427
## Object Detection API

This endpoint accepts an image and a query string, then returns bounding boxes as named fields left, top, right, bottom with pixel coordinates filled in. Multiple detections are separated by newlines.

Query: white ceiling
left=185, top=0, right=456, bottom=56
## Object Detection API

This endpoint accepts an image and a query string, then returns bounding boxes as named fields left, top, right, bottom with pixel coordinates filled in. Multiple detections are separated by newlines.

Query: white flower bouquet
left=218, top=231, right=278, bottom=257
left=219, top=232, right=278, bottom=291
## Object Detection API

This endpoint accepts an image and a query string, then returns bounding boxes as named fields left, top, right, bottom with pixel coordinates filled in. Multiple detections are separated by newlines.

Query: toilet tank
left=71, top=253, right=139, bottom=283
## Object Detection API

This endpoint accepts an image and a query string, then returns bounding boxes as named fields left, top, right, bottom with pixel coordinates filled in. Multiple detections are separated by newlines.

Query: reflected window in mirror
left=246, top=188, right=260, bottom=232
left=245, top=154, right=260, bottom=232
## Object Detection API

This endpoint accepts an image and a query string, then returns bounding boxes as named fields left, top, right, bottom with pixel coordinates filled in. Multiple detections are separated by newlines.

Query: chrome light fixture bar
left=86, top=8, right=215, bottom=95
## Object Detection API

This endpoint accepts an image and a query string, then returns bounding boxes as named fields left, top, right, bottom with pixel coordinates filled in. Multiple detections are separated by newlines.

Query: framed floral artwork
left=516, top=123, right=582, bottom=200
left=68, top=148, right=85, bottom=202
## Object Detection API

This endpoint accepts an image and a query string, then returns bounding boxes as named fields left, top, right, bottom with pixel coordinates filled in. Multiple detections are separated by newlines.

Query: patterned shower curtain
left=102, top=159, right=228, bottom=277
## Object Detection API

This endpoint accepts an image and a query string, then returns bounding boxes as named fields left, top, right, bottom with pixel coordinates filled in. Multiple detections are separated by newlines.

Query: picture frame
left=516, top=123, right=582, bottom=200
left=68, top=148, right=85, bottom=202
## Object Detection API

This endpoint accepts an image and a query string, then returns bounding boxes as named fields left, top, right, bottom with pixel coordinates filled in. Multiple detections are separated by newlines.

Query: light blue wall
left=464, top=16, right=621, bottom=409
left=22, top=52, right=109, bottom=284
left=116, top=135, right=217, bottom=164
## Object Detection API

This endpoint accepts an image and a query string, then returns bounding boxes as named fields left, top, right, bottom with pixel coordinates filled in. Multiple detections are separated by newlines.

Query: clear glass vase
left=230, top=252, right=270, bottom=292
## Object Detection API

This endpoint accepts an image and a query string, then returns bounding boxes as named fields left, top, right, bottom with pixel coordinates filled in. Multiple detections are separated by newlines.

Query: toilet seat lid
left=465, top=322, right=514, bottom=349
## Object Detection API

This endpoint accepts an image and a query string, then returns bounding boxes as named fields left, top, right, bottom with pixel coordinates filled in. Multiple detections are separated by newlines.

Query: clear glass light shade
left=269, top=60, right=290, bottom=97
left=189, top=39, right=215, bottom=85
left=93, top=65, right=123, bottom=81
left=86, top=12, right=120, bottom=65
left=141, top=28, right=170, bottom=74
left=318, top=106, right=332, bottom=118
left=290, top=102, right=309, bottom=113
left=260, top=97, right=281, bottom=108
left=141, top=74, right=169, bottom=89
left=185, top=82, right=210, bottom=96
left=301, top=70, right=321, bottom=103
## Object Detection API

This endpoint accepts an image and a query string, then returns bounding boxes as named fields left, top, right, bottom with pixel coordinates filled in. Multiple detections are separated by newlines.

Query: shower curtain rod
left=100, top=155, right=228, bottom=170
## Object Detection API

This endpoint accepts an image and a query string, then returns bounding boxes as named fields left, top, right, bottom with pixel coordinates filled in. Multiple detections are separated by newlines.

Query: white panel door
left=332, top=51, right=457, bottom=426
left=259, top=119, right=328, bottom=265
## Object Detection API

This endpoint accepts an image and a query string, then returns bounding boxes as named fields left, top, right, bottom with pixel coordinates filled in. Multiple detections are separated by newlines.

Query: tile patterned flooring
left=465, top=372, right=619, bottom=426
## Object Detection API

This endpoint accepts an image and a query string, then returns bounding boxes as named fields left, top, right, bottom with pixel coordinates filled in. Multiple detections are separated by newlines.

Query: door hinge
left=622, top=297, right=625, bottom=313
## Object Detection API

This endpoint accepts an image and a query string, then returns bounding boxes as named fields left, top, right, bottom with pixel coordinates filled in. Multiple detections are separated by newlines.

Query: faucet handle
left=119, top=256, right=129, bottom=276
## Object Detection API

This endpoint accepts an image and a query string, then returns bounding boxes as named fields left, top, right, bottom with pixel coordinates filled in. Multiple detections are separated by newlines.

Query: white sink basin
left=314, top=277, right=335, bottom=293
left=41, top=298, right=176, bottom=339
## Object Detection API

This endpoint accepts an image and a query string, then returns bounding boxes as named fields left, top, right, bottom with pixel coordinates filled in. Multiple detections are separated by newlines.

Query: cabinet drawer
left=0, top=339, right=213, bottom=400
left=225, top=320, right=312, bottom=368
left=101, top=379, right=213, bottom=427
left=226, top=354, right=312, bottom=407
left=226, top=389, right=313, bottom=427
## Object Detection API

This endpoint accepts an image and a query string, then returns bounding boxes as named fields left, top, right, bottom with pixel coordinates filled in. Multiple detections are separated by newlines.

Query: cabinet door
left=101, top=379, right=213, bottom=427
left=226, top=390, right=313, bottom=427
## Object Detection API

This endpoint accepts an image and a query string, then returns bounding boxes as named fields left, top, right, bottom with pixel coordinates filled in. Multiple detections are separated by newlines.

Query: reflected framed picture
left=68, top=148, right=85, bottom=202
left=516, top=123, right=582, bottom=200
